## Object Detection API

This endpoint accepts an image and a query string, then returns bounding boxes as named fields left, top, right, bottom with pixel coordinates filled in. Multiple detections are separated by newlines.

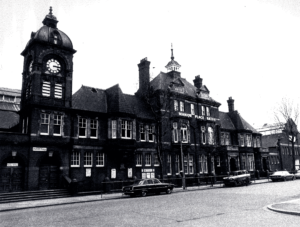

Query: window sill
left=90, top=137, right=98, bottom=139
left=53, top=134, right=61, bottom=136
left=84, top=165, right=92, bottom=168
left=40, top=133, right=49, bottom=136
left=121, top=137, right=132, bottom=140
left=96, top=165, right=104, bottom=167
left=79, top=136, right=87, bottom=138
left=136, top=165, right=142, bottom=167
left=145, top=165, right=151, bottom=167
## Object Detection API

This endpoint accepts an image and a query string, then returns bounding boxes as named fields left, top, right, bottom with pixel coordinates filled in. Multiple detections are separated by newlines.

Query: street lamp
left=179, top=120, right=186, bottom=190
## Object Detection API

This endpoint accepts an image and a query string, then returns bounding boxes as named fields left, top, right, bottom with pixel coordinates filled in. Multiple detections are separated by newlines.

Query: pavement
left=0, top=178, right=298, bottom=215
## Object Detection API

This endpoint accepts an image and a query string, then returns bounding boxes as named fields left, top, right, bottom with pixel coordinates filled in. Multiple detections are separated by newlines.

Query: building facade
left=258, top=122, right=300, bottom=171
left=0, top=9, right=266, bottom=193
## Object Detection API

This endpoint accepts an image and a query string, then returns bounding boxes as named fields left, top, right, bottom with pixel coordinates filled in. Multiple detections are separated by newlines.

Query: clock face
left=28, top=60, right=33, bottom=73
left=46, top=59, right=61, bottom=74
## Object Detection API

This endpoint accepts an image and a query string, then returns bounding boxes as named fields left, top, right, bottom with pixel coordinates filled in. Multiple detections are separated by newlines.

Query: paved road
left=1, top=180, right=300, bottom=227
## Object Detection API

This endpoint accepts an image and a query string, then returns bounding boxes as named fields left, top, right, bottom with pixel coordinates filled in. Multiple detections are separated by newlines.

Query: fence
left=74, top=172, right=272, bottom=194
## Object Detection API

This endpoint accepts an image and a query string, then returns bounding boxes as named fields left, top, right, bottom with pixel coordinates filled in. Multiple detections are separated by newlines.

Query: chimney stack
left=227, top=97, right=235, bottom=112
left=138, top=57, right=150, bottom=94
left=193, top=75, right=203, bottom=89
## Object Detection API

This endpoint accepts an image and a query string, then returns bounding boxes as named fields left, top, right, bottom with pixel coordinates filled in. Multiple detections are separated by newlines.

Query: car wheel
left=166, top=188, right=172, bottom=194
left=141, top=191, right=147, bottom=197
left=292, top=176, right=295, bottom=181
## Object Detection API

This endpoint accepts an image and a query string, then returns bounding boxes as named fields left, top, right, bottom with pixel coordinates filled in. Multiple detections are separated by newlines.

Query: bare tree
left=274, top=98, right=299, bottom=171
left=144, top=85, right=173, bottom=179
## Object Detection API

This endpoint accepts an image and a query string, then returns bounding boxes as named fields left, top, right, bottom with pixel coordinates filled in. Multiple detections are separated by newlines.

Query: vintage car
left=270, top=171, right=295, bottom=182
left=122, top=178, right=174, bottom=197
left=223, top=170, right=251, bottom=187
left=294, top=170, right=300, bottom=179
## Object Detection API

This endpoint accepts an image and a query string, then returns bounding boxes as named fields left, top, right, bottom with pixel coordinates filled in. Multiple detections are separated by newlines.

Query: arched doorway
left=39, top=153, right=60, bottom=190
left=0, top=156, right=25, bottom=192
left=262, top=157, right=268, bottom=171
left=230, top=157, right=237, bottom=171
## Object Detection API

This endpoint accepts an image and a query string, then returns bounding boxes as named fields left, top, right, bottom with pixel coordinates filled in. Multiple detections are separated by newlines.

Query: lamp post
left=179, top=120, right=186, bottom=190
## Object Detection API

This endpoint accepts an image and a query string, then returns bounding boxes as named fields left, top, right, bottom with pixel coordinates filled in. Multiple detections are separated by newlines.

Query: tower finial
left=171, top=43, right=174, bottom=60
left=49, top=6, right=53, bottom=15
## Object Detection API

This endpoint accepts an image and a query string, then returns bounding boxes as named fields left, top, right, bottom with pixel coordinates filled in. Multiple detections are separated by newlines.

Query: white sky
left=1, top=0, right=300, bottom=128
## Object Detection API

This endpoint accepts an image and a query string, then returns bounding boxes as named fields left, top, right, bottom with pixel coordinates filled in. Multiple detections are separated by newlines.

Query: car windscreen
left=132, top=180, right=144, bottom=185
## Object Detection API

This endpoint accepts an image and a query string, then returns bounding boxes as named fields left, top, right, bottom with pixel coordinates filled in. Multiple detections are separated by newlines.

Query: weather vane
left=49, top=6, right=53, bottom=15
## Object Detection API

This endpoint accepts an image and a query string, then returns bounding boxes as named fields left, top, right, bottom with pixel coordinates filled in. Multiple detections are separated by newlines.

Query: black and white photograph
left=1, top=0, right=300, bottom=226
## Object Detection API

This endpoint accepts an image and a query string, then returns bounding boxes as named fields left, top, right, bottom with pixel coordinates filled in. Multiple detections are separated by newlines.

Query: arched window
left=50, top=31, right=62, bottom=45
left=208, top=127, right=214, bottom=145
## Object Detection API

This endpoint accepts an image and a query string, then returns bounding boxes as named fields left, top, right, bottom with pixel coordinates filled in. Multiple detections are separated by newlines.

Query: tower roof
left=21, top=7, right=75, bottom=55
left=165, top=44, right=181, bottom=71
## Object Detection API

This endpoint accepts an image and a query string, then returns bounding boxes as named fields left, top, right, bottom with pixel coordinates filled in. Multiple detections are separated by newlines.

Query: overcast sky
left=1, top=0, right=300, bottom=128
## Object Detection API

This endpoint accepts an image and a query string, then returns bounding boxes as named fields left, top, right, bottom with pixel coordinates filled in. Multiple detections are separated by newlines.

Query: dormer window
left=50, top=31, right=61, bottom=45
left=54, top=35, right=58, bottom=44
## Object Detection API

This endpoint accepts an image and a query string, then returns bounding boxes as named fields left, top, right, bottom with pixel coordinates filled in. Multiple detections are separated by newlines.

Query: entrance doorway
left=262, top=157, right=268, bottom=171
left=230, top=158, right=237, bottom=171
left=0, top=156, right=24, bottom=192
left=39, top=154, right=60, bottom=190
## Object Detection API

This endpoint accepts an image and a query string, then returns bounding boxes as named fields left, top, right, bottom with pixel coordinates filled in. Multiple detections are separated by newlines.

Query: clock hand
left=53, top=66, right=60, bottom=68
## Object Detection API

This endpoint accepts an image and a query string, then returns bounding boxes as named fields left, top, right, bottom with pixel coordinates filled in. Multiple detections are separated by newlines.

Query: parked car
left=270, top=171, right=295, bottom=182
left=223, top=170, right=251, bottom=187
left=122, top=178, right=174, bottom=197
left=294, top=170, right=300, bottom=179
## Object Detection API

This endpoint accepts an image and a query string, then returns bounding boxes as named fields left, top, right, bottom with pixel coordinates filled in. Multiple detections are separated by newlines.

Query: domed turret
left=165, top=44, right=181, bottom=72
left=21, top=7, right=75, bottom=55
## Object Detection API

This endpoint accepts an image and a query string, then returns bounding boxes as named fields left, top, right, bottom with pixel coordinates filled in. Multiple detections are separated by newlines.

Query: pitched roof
left=228, top=111, right=259, bottom=133
left=0, top=110, right=19, bottom=129
left=0, top=102, right=20, bottom=111
left=105, top=85, right=134, bottom=114
left=219, top=111, right=235, bottom=130
left=0, top=87, right=21, bottom=97
left=72, top=85, right=107, bottom=113
left=150, top=72, right=219, bottom=104
left=123, top=95, right=154, bottom=120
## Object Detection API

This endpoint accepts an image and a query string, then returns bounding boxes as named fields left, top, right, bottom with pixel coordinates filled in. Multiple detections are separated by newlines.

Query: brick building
left=258, top=121, right=300, bottom=171
left=0, top=9, right=266, bottom=193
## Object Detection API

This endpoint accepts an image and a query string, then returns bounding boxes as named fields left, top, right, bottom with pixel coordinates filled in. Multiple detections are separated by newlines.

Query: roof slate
left=219, top=111, right=235, bottom=130
left=0, top=102, right=20, bottom=111
left=0, top=110, right=19, bottom=129
left=228, top=111, right=259, bottom=133
left=72, top=86, right=107, bottom=113
left=105, top=85, right=134, bottom=114
left=150, top=72, right=219, bottom=104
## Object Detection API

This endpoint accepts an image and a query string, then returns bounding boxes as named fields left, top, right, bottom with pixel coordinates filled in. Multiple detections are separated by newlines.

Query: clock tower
left=20, top=7, right=76, bottom=135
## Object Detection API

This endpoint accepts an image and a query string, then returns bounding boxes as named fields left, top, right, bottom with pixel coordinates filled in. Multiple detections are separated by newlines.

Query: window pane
left=90, top=119, right=98, bottom=138
left=79, top=118, right=87, bottom=137
left=84, top=152, right=92, bottom=166
left=96, top=153, right=104, bottom=166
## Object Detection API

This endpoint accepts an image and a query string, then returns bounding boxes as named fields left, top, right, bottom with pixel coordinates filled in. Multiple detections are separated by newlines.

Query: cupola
left=165, top=44, right=181, bottom=72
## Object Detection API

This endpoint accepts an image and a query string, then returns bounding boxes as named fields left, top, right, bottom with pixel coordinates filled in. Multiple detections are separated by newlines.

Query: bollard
left=104, top=177, right=111, bottom=193
left=256, top=170, right=260, bottom=180
left=71, top=178, right=78, bottom=196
